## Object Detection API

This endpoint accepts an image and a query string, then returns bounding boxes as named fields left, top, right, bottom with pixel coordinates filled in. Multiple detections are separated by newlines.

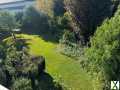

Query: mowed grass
left=16, top=34, right=93, bottom=90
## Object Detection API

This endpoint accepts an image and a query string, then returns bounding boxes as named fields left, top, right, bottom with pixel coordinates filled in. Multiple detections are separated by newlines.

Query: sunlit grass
left=9, top=34, right=93, bottom=90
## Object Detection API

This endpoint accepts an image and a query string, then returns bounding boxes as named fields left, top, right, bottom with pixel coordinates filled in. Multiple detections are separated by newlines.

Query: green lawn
left=16, top=34, right=93, bottom=90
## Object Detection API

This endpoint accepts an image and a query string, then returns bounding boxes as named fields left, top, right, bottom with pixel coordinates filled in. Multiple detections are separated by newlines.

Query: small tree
left=36, top=0, right=54, bottom=16
left=0, top=11, right=20, bottom=41
left=36, top=0, right=65, bottom=17
left=22, top=6, right=49, bottom=34
left=11, top=78, right=32, bottom=90
left=0, top=68, right=6, bottom=86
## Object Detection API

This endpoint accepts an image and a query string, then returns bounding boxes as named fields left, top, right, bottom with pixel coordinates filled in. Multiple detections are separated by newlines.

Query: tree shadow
left=21, top=8, right=60, bottom=43
left=21, top=26, right=60, bottom=43
left=65, top=0, right=119, bottom=42
left=20, top=6, right=63, bottom=43
left=36, top=72, right=64, bottom=90
left=89, top=0, right=119, bottom=36
left=3, top=37, right=31, bottom=51
left=15, top=38, right=31, bottom=51
left=0, top=31, right=10, bottom=41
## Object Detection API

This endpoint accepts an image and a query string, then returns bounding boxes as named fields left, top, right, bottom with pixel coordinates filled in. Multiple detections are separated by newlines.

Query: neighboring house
left=0, top=0, right=35, bottom=12
left=0, top=85, right=9, bottom=90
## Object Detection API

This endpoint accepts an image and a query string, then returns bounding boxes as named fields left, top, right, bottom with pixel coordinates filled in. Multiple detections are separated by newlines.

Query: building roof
left=0, top=0, right=34, bottom=12
left=0, top=0, right=33, bottom=5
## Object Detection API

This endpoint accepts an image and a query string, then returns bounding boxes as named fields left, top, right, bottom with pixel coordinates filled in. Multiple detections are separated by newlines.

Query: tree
left=0, top=68, right=6, bottom=86
left=11, top=78, right=32, bottom=90
left=36, top=0, right=54, bottom=16
left=22, top=6, right=49, bottom=34
left=15, top=12, right=23, bottom=25
left=64, top=0, right=120, bottom=44
left=0, top=44, right=6, bottom=59
left=82, top=6, right=120, bottom=89
left=36, top=0, right=65, bottom=17
left=0, top=11, right=20, bottom=41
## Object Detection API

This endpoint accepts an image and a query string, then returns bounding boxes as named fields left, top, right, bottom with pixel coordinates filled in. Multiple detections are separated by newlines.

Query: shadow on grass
left=15, top=38, right=31, bottom=51
left=21, top=28, right=61, bottom=43
left=36, top=72, right=64, bottom=90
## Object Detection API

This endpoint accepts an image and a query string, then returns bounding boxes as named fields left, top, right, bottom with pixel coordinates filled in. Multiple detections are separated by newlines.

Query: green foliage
left=0, top=11, right=20, bottom=31
left=0, top=68, right=6, bottom=86
left=48, top=11, right=74, bottom=43
left=15, top=12, right=23, bottom=25
left=81, top=6, right=120, bottom=89
left=64, top=0, right=120, bottom=42
left=0, top=44, right=6, bottom=59
left=4, top=46, right=22, bottom=75
left=37, top=0, right=65, bottom=17
left=0, top=11, right=20, bottom=42
left=4, top=44, right=40, bottom=76
left=53, top=0, right=65, bottom=16
left=22, top=6, right=49, bottom=33
left=37, top=0, right=55, bottom=17
left=59, top=43, right=84, bottom=59
left=13, top=34, right=93, bottom=90
left=61, top=30, right=75, bottom=43
left=11, top=78, right=32, bottom=90
left=21, top=6, right=71, bottom=42
left=0, top=44, right=7, bottom=86
left=58, top=11, right=84, bottom=58
left=2, top=39, right=46, bottom=89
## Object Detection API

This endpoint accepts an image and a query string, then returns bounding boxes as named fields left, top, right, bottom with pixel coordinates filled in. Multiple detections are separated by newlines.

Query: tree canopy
left=36, top=0, right=65, bottom=17
left=64, top=0, right=120, bottom=43
left=82, top=6, right=120, bottom=89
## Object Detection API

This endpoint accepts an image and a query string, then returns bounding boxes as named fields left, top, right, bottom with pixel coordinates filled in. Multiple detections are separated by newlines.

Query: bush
left=64, top=0, right=120, bottom=43
left=15, top=12, right=23, bottom=25
left=4, top=45, right=46, bottom=76
left=60, top=30, right=75, bottom=44
left=0, top=44, right=6, bottom=59
left=2, top=42, right=46, bottom=89
left=59, top=44, right=84, bottom=59
left=22, top=6, right=67, bottom=42
left=81, top=6, right=120, bottom=89
left=0, top=68, right=6, bottom=86
left=59, top=30, right=84, bottom=59
left=11, top=78, right=32, bottom=90
left=37, top=0, right=65, bottom=17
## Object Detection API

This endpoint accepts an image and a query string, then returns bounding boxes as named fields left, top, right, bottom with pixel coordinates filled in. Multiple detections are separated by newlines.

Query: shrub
left=11, top=78, right=32, bottom=90
left=37, top=0, right=65, bottom=17
left=0, top=68, right=6, bottom=86
left=64, top=0, right=120, bottom=43
left=3, top=43, right=46, bottom=89
left=4, top=45, right=45, bottom=76
left=81, top=6, right=120, bottom=89
left=0, top=44, right=6, bottom=59
left=59, top=30, right=84, bottom=59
